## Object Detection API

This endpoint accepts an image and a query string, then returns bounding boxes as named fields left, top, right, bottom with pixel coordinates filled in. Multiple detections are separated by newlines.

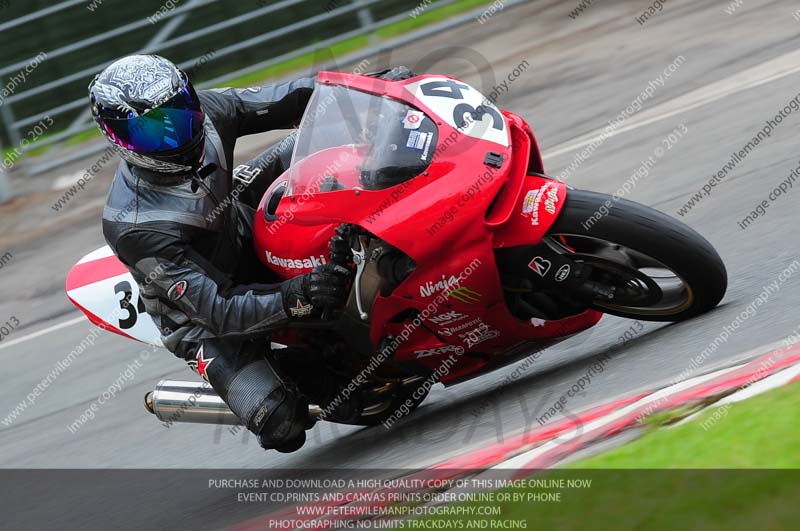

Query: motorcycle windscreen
left=65, top=246, right=163, bottom=346
left=287, top=83, right=438, bottom=196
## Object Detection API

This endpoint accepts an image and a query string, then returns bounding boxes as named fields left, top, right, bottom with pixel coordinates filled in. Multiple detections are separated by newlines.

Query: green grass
left=15, top=0, right=496, bottom=161
left=573, top=382, right=800, bottom=468
left=2, top=146, right=16, bottom=162
left=63, top=128, right=101, bottom=147
left=489, top=468, right=800, bottom=531
left=207, top=0, right=496, bottom=87
left=375, top=0, right=493, bottom=40
left=223, top=35, right=370, bottom=88
left=2, top=126, right=100, bottom=165
left=400, top=383, right=800, bottom=531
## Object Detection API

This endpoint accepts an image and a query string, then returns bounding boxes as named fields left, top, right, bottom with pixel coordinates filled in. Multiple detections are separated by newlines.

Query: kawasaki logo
left=265, top=251, right=327, bottom=269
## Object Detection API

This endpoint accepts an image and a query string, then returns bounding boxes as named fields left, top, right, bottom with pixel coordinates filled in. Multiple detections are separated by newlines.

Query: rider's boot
left=189, top=337, right=310, bottom=452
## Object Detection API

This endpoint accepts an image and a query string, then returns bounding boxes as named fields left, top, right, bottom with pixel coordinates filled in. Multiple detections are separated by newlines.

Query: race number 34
left=114, top=280, right=146, bottom=330
left=406, top=77, right=509, bottom=147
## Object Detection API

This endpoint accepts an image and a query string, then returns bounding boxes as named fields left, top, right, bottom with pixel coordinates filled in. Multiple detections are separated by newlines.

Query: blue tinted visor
left=102, top=86, right=204, bottom=154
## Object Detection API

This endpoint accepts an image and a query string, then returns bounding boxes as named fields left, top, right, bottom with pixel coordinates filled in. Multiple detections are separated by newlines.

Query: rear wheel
left=545, top=189, right=727, bottom=321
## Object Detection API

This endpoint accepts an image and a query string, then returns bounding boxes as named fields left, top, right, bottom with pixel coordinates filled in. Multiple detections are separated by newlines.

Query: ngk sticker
left=429, top=311, right=468, bottom=325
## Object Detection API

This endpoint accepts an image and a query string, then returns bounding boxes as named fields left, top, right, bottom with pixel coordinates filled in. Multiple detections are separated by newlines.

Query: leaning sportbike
left=66, top=72, right=727, bottom=432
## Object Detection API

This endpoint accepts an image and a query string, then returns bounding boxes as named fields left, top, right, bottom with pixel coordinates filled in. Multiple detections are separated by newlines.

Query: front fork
left=331, top=223, right=415, bottom=324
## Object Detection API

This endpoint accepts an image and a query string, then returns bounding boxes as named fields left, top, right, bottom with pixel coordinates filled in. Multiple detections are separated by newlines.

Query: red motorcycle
left=66, top=72, right=727, bottom=430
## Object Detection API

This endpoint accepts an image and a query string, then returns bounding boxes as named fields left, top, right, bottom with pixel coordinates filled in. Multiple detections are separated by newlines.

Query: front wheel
left=545, top=189, right=727, bottom=322
left=343, top=384, right=430, bottom=427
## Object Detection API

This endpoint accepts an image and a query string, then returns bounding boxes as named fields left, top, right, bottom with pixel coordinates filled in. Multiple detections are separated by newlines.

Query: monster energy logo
left=446, top=286, right=481, bottom=303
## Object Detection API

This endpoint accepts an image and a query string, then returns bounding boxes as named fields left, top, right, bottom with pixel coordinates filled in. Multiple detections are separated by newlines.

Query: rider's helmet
left=360, top=111, right=438, bottom=190
left=88, top=54, right=205, bottom=174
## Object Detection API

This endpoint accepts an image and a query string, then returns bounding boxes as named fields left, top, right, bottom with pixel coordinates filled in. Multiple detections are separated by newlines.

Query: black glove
left=329, top=224, right=354, bottom=267
left=366, top=66, right=416, bottom=81
left=281, top=264, right=352, bottom=320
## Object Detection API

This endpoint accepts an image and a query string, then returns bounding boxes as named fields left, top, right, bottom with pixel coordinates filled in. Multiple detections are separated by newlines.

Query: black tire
left=547, top=189, right=727, bottom=322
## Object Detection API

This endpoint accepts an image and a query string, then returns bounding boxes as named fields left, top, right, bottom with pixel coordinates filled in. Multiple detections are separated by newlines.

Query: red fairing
left=252, top=71, right=604, bottom=382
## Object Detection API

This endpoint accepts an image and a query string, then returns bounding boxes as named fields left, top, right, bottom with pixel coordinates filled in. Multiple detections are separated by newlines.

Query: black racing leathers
left=102, top=78, right=315, bottom=359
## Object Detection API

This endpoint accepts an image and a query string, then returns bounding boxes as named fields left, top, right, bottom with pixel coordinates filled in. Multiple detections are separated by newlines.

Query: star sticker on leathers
left=194, top=346, right=215, bottom=382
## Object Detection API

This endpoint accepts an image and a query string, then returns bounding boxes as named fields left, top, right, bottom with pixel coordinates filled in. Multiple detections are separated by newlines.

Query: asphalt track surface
left=2, top=0, right=800, bottom=528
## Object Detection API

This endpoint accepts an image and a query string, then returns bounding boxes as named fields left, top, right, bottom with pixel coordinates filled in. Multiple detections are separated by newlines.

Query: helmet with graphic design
left=88, top=55, right=205, bottom=173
